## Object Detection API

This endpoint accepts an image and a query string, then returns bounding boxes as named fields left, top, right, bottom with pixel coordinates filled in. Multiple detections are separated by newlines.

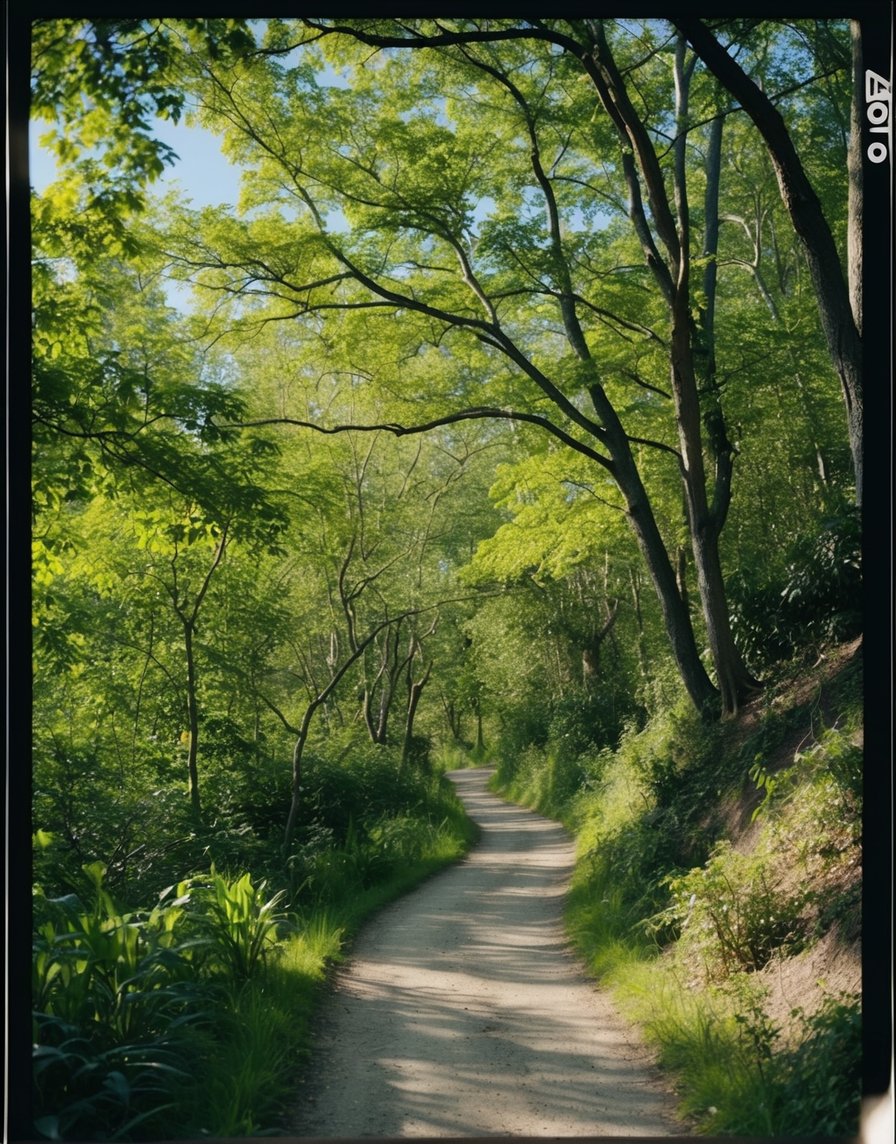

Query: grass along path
left=286, top=768, right=679, bottom=1138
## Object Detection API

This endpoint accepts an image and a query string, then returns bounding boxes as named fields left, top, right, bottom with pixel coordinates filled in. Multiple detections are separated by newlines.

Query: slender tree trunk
left=169, top=525, right=229, bottom=822
left=471, top=694, right=485, bottom=753
left=284, top=706, right=315, bottom=853
left=671, top=38, right=759, bottom=714
left=676, top=545, right=689, bottom=610
left=847, top=20, right=863, bottom=338
left=401, top=660, right=432, bottom=769
left=183, top=620, right=202, bottom=820
left=673, top=16, right=863, bottom=506
left=283, top=614, right=408, bottom=852
left=587, top=386, right=719, bottom=713
left=670, top=314, right=760, bottom=713
left=133, top=612, right=155, bottom=752
left=363, top=624, right=407, bottom=745
left=442, top=694, right=462, bottom=741
left=362, top=685, right=378, bottom=742
left=629, top=566, right=649, bottom=679
left=375, top=681, right=391, bottom=744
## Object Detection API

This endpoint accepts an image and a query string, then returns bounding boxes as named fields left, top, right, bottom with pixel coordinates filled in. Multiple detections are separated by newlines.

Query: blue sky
left=29, top=115, right=243, bottom=209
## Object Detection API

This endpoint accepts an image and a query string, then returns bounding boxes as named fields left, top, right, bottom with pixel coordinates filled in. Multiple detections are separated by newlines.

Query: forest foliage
left=27, top=15, right=870, bottom=1140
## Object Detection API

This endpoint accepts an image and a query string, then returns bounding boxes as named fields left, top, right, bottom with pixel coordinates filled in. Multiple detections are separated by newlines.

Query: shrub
left=402, top=733, right=432, bottom=771
left=32, top=1016, right=192, bottom=1142
left=713, top=982, right=862, bottom=1136
left=648, top=842, right=808, bottom=977
left=190, top=869, right=288, bottom=982
left=770, top=994, right=862, bottom=1135
left=797, top=726, right=863, bottom=812
left=300, top=738, right=438, bottom=844
left=547, top=692, right=624, bottom=761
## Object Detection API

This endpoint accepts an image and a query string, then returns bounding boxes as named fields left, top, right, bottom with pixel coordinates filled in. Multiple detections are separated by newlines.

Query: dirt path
left=288, top=767, right=680, bottom=1137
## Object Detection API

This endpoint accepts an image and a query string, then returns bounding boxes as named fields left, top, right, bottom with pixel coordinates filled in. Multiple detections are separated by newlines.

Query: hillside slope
left=491, top=637, right=866, bottom=1136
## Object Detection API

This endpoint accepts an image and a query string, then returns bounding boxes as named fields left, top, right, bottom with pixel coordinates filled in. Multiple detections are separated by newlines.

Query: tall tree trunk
left=170, top=524, right=229, bottom=822
left=609, top=439, right=719, bottom=714
left=673, top=16, right=863, bottom=507
left=284, top=705, right=315, bottom=854
left=847, top=19, right=863, bottom=338
left=629, top=566, right=649, bottom=679
left=362, top=685, right=378, bottom=743
left=670, top=44, right=760, bottom=713
left=442, top=694, right=463, bottom=741
left=363, top=623, right=408, bottom=745
left=483, top=27, right=719, bottom=717
left=471, top=694, right=485, bottom=753
left=671, top=312, right=760, bottom=713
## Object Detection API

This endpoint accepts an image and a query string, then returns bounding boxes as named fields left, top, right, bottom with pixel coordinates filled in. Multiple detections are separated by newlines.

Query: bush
left=713, top=983, right=862, bottom=1136
left=402, top=733, right=432, bottom=771
left=650, top=841, right=808, bottom=977
left=32, top=747, right=199, bottom=904
left=32, top=865, right=215, bottom=1141
left=547, top=692, right=625, bottom=761
left=300, top=738, right=437, bottom=844
left=32, top=1016, right=193, bottom=1143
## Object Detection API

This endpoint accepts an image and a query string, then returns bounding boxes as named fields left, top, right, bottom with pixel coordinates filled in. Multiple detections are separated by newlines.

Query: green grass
left=489, top=659, right=863, bottom=1138
left=176, top=806, right=478, bottom=1138
left=32, top=774, right=479, bottom=1140
left=176, top=922, right=342, bottom=1136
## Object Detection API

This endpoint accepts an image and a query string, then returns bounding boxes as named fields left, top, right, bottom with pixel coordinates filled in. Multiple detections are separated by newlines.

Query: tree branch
left=217, top=407, right=615, bottom=471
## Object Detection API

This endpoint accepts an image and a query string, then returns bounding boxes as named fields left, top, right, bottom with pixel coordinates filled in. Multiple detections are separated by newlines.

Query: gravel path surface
left=288, top=767, right=680, bottom=1137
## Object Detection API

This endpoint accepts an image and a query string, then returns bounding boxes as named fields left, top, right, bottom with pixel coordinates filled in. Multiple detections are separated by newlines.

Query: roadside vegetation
left=489, top=640, right=863, bottom=1136
left=32, top=748, right=476, bottom=1140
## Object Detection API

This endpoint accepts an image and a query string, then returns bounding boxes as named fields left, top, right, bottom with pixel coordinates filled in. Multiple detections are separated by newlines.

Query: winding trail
left=288, top=767, right=679, bottom=1137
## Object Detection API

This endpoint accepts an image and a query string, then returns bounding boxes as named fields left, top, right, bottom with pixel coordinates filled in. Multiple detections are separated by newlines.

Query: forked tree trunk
left=669, top=46, right=761, bottom=714
left=401, top=659, right=432, bottom=769
left=584, top=26, right=759, bottom=714
left=581, top=598, right=619, bottom=685
left=283, top=617, right=398, bottom=852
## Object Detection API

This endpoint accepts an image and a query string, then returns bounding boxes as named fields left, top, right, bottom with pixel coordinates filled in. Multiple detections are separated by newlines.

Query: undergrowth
left=32, top=752, right=476, bottom=1140
left=489, top=645, right=863, bottom=1136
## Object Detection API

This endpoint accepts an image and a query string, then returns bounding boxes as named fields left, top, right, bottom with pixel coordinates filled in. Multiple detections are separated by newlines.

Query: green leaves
left=466, top=448, right=629, bottom=586
left=31, top=860, right=293, bottom=1141
left=31, top=19, right=254, bottom=189
left=197, top=870, right=288, bottom=981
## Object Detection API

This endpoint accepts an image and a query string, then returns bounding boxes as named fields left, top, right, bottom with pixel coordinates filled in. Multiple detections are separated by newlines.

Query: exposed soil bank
left=288, top=767, right=680, bottom=1137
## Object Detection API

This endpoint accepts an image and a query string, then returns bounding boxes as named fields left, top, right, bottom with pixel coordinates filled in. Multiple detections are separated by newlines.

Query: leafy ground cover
left=489, top=637, right=863, bottom=1137
left=31, top=747, right=476, bottom=1140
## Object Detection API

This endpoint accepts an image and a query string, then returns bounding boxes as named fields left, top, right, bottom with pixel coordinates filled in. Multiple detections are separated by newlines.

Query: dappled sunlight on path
left=289, top=767, right=679, bottom=1137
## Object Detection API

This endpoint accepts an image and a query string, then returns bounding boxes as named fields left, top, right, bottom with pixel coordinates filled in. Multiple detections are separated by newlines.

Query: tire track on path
left=288, top=767, right=680, bottom=1137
